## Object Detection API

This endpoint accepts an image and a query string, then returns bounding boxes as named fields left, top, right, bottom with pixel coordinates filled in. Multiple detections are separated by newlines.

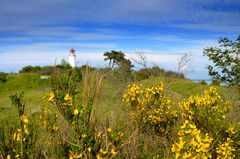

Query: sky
left=0, top=0, right=239, bottom=79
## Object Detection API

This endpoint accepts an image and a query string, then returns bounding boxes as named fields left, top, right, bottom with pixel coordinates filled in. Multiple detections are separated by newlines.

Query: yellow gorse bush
left=171, top=120, right=213, bottom=159
left=216, top=138, right=236, bottom=159
left=123, top=82, right=178, bottom=135
left=44, top=92, right=55, bottom=104
left=179, top=87, right=231, bottom=121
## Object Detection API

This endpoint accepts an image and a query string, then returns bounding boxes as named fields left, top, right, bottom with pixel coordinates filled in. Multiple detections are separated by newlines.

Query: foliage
left=0, top=72, right=7, bottom=83
left=199, top=80, right=207, bottom=85
left=19, top=61, right=72, bottom=74
left=123, top=83, right=240, bottom=158
left=210, top=80, right=220, bottom=86
left=178, top=87, right=239, bottom=158
left=103, top=50, right=133, bottom=69
left=203, top=35, right=240, bottom=89
left=123, top=83, right=178, bottom=135
left=0, top=92, right=39, bottom=159
left=44, top=67, right=127, bottom=158
left=134, top=68, right=151, bottom=81
left=0, top=67, right=240, bottom=158
left=171, top=120, right=213, bottom=158
left=103, top=50, right=125, bottom=68
left=134, top=66, right=184, bottom=81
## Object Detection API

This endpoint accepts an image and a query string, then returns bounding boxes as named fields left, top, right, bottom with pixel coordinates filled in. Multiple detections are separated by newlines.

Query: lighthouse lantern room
left=69, top=48, right=76, bottom=67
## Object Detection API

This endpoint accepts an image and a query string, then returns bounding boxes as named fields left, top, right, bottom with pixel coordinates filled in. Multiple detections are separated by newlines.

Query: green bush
left=199, top=80, right=207, bottom=85
left=0, top=72, right=7, bottom=83
left=134, top=68, right=151, bottom=81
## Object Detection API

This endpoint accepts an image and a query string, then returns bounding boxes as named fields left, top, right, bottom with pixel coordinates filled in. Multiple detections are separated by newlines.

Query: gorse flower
left=179, top=87, right=231, bottom=121
left=73, top=109, right=79, bottom=116
left=44, top=92, right=55, bottom=104
left=64, top=93, right=73, bottom=106
left=13, top=129, right=21, bottom=141
left=171, top=120, right=213, bottom=159
left=216, top=138, right=235, bottom=159
left=123, top=82, right=178, bottom=135
left=20, top=115, right=29, bottom=124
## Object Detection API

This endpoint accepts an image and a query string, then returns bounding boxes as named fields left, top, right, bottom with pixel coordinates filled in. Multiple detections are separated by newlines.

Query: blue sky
left=0, top=0, right=239, bottom=79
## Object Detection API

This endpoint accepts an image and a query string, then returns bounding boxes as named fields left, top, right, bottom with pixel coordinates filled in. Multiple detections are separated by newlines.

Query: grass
left=0, top=73, right=49, bottom=120
left=0, top=72, right=239, bottom=158
left=0, top=73, right=230, bottom=121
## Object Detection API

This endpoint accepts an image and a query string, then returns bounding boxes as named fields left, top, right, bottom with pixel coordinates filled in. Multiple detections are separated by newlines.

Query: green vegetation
left=0, top=65, right=239, bottom=158
left=0, top=72, right=7, bottom=83
left=0, top=49, right=239, bottom=158
left=203, top=35, right=240, bottom=90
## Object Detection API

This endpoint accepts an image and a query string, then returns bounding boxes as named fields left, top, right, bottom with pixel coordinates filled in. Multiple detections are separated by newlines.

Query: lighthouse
left=68, top=48, right=76, bottom=67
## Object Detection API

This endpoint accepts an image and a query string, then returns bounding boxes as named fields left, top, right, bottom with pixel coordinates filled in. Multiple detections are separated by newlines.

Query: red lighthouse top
left=70, top=48, right=75, bottom=53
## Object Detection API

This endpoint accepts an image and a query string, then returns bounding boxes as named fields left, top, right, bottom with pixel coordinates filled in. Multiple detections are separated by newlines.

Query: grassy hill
left=0, top=72, right=239, bottom=158
left=0, top=72, right=235, bottom=120
left=0, top=73, right=50, bottom=120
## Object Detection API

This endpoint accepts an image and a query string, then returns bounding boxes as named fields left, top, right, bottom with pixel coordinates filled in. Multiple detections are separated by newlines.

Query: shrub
left=0, top=72, right=7, bottom=83
left=211, top=79, right=220, bottom=86
left=123, top=82, right=178, bottom=135
left=199, top=80, right=207, bottom=85
left=134, top=68, right=151, bottom=81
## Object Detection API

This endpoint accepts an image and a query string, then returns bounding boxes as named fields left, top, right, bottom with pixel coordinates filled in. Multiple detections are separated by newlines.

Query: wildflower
left=171, top=120, right=213, bottom=158
left=64, top=93, right=72, bottom=101
left=20, top=115, right=29, bottom=124
left=216, top=138, right=235, bottom=159
left=111, top=148, right=117, bottom=155
left=107, top=128, right=112, bottom=133
left=24, top=127, right=29, bottom=135
left=53, top=125, right=59, bottom=132
left=64, top=93, right=73, bottom=106
left=81, top=133, right=86, bottom=138
left=226, top=126, right=236, bottom=135
left=44, top=92, right=55, bottom=103
left=73, top=109, right=79, bottom=116
left=88, top=147, right=91, bottom=152
left=96, top=154, right=103, bottom=159
left=100, top=148, right=108, bottom=155
left=13, top=129, right=21, bottom=141
left=6, top=155, right=11, bottom=159
left=69, top=150, right=83, bottom=159
left=97, top=132, right=101, bottom=137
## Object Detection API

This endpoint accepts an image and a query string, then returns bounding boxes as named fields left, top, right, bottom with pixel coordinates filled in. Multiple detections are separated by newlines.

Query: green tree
left=203, top=35, right=240, bottom=88
left=104, top=50, right=126, bottom=68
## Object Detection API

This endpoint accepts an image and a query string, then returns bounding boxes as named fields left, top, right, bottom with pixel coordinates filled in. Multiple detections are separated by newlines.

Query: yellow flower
left=107, top=128, right=112, bottom=133
left=64, top=93, right=72, bottom=101
left=88, top=147, right=91, bottom=152
left=20, top=115, right=29, bottom=124
left=73, top=109, right=79, bottom=116
left=6, top=155, right=11, bottom=159
left=53, top=125, right=59, bottom=132
left=44, top=92, right=55, bottom=103
left=24, top=128, right=29, bottom=135
left=100, top=148, right=108, bottom=155
left=64, top=93, right=73, bottom=106
left=111, top=148, right=117, bottom=155
left=69, top=151, right=82, bottom=159
left=13, top=129, right=21, bottom=141
left=81, top=133, right=86, bottom=138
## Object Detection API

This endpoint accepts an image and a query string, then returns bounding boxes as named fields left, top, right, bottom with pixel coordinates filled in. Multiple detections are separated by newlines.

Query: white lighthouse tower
left=68, top=48, right=76, bottom=67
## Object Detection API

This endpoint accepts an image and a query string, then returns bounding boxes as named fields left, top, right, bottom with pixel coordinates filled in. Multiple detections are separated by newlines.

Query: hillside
left=0, top=72, right=239, bottom=158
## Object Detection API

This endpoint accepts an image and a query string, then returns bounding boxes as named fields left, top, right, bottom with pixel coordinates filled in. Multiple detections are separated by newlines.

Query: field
left=0, top=71, right=239, bottom=159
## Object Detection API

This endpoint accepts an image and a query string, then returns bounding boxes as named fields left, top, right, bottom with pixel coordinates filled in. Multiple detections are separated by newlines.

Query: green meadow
left=0, top=70, right=239, bottom=158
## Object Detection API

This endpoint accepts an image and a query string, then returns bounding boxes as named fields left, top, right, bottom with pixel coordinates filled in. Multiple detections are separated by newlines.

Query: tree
left=203, top=35, right=240, bottom=88
left=103, top=50, right=128, bottom=69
